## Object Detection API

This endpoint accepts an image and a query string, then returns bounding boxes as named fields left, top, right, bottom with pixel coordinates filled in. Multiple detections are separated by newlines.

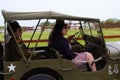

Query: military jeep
left=0, top=10, right=120, bottom=80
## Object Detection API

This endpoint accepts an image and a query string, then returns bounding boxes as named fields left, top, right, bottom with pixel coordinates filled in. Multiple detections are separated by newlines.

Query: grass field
left=0, top=28, right=120, bottom=46
left=102, top=28, right=120, bottom=42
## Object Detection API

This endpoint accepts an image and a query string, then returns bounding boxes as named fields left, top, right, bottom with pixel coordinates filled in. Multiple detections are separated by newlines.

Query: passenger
left=49, top=20, right=96, bottom=71
left=6, top=21, right=31, bottom=61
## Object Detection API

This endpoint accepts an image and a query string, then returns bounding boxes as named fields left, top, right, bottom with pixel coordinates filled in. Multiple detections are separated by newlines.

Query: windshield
left=81, top=21, right=102, bottom=38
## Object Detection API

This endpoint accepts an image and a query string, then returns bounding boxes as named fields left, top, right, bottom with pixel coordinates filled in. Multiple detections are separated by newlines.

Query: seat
left=0, top=42, right=3, bottom=60
left=0, top=42, right=4, bottom=79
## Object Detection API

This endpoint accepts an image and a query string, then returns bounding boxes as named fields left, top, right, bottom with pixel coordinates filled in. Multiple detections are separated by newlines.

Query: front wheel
left=20, top=68, right=63, bottom=80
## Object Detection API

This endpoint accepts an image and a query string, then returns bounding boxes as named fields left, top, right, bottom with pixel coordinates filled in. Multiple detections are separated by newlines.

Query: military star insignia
left=8, top=63, right=16, bottom=72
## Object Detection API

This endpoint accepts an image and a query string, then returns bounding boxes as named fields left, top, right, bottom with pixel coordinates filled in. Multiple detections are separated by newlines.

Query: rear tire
left=27, top=74, right=56, bottom=80
left=20, top=68, right=63, bottom=80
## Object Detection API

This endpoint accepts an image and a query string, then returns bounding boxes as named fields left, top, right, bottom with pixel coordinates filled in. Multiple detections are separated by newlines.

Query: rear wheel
left=28, top=74, right=56, bottom=80
left=20, top=68, right=63, bottom=80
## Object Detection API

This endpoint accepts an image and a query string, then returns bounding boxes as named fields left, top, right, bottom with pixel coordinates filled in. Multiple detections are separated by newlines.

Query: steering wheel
left=67, top=31, right=86, bottom=52
left=71, top=38, right=86, bottom=51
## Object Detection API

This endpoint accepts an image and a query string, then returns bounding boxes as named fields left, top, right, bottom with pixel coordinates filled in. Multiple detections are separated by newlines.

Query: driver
left=49, top=20, right=96, bottom=71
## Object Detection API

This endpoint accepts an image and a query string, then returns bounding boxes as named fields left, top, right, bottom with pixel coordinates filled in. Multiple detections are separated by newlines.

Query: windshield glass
left=82, top=21, right=101, bottom=37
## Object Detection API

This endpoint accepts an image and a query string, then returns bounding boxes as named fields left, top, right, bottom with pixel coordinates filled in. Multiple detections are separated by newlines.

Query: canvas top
left=2, top=10, right=99, bottom=22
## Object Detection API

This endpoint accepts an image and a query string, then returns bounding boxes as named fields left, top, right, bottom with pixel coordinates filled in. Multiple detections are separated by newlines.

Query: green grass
left=102, top=28, right=120, bottom=42
left=102, top=28, right=120, bottom=35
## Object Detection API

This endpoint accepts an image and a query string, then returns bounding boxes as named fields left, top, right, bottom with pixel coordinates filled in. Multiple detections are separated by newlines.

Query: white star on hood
left=8, top=63, right=16, bottom=72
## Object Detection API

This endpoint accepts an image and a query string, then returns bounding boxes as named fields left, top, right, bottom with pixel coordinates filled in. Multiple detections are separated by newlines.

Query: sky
left=0, top=0, right=120, bottom=25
